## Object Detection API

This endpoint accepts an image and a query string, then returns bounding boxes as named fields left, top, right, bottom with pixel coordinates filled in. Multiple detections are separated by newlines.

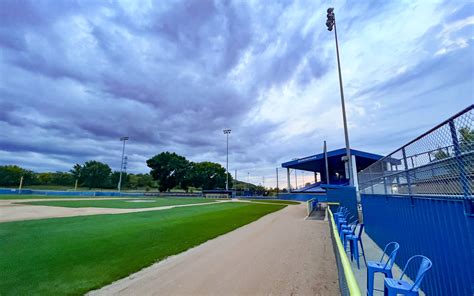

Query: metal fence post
left=448, top=120, right=473, bottom=214
left=402, top=147, right=414, bottom=204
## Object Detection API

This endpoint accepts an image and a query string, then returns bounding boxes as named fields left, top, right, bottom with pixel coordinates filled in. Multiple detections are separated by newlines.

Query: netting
left=358, top=105, right=473, bottom=199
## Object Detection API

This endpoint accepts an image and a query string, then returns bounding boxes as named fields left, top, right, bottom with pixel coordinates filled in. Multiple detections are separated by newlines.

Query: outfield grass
left=246, top=199, right=300, bottom=205
left=0, top=202, right=285, bottom=295
left=18, top=197, right=218, bottom=209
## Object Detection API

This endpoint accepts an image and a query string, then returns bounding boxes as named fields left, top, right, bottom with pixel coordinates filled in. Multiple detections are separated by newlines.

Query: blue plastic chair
left=345, top=223, right=367, bottom=269
left=367, top=242, right=400, bottom=296
left=337, top=214, right=354, bottom=233
left=340, top=220, right=358, bottom=247
left=334, top=206, right=347, bottom=217
left=383, top=255, right=432, bottom=296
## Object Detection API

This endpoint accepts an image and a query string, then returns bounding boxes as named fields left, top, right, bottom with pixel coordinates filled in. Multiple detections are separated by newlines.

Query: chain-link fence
left=358, top=105, right=473, bottom=199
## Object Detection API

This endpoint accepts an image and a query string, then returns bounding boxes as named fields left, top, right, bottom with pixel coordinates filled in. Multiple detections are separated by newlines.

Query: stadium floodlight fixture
left=118, top=136, right=129, bottom=193
left=326, top=8, right=335, bottom=31
left=223, top=129, right=231, bottom=191
left=325, top=7, right=354, bottom=185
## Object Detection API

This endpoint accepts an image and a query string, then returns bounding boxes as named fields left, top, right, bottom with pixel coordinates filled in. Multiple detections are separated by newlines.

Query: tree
left=459, top=127, right=474, bottom=152
left=189, top=161, right=230, bottom=190
left=37, top=172, right=54, bottom=185
left=70, top=164, right=83, bottom=184
left=79, top=161, right=112, bottom=189
left=147, top=152, right=190, bottom=192
left=0, top=165, right=36, bottom=186
left=50, top=172, right=74, bottom=186
left=128, top=173, right=155, bottom=189
left=111, top=171, right=128, bottom=189
left=432, top=148, right=449, bottom=160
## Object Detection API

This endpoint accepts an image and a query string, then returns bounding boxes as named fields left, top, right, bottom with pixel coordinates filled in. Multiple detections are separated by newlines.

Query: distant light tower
left=223, top=129, right=231, bottom=190
left=326, top=8, right=354, bottom=185
left=118, top=136, right=129, bottom=192
left=247, top=172, right=250, bottom=192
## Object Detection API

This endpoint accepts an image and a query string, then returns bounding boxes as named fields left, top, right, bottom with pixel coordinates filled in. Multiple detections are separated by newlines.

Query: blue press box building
left=277, top=148, right=382, bottom=217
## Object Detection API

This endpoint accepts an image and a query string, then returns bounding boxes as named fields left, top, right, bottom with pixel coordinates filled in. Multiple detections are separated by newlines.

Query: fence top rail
left=327, top=207, right=362, bottom=296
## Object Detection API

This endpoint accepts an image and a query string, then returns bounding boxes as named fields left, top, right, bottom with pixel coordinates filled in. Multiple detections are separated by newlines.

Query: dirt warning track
left=90, top=203, right=339, bottom=296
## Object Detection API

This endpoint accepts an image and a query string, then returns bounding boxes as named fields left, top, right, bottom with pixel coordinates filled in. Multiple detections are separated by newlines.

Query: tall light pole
left=118, top=136, right=129, bottom=192
left=223, top=129, right=231, bottom=190
left=326, top=8, right=353, bottom=185
left=247, top=172, right=250, bottom=192
left=276, top=167, right=279, bottom=194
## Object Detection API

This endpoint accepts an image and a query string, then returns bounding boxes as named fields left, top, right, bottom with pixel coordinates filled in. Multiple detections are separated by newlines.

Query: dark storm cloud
left=0, top=0, right=327, bottom=172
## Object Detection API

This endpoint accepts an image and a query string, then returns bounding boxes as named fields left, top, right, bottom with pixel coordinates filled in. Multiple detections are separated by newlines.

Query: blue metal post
left=402, top=148, right=414, bottom=204
left=448, top=120, right=472, bottom=214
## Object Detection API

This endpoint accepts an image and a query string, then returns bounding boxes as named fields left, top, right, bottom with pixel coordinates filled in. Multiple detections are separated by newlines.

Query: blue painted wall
left=325, top=186, right=358, bottom=219
left=362, top=194, right=473, bottom=296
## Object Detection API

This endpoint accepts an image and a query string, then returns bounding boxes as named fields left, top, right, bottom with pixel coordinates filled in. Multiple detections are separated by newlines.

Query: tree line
left=0, top=162, right=154, bottom=190
left=0, top=151, right=241, bottom=192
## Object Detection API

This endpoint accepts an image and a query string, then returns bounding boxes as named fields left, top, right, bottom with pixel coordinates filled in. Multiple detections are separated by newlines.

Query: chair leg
left=354, top=240, right=360, bottom=269
left=359, top=238, right=367, bottom=267
left=349, top=240, right=354, bottom=261
left=366, top=268, right=375, bottom=296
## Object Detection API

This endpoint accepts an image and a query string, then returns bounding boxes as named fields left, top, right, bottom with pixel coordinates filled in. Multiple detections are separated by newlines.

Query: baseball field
left=0, top=196, right=338, bottom=295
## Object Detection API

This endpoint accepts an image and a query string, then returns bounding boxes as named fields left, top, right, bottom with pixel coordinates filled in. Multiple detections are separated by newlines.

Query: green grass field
left=17, top=197, right=218, bottom=209
left=245, top=199, right=300, bottom=205
left=0, top=202, right=285, bottom=295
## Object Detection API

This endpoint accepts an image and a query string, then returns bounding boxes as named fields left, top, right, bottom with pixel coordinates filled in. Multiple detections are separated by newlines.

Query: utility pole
left=276, top=168, right=279, bottom=194
left=235, top=169, right=238, bottom=195
left=18, top=176, right=23, bottom=191
left=247, top=172, right=250, bottom=193
left=326, top=8, right=353, bottom=185
left=118, top=136, right=129, bottom=192
left=223, top=129, right=231, bottom=190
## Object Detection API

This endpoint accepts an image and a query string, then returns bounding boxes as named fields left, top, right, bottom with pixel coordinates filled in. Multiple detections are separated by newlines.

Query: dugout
left=202, top=190, right=232, bottom=199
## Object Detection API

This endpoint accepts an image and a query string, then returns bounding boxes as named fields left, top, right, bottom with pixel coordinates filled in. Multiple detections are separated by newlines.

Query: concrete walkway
left=350, top=231, right=425, bottom=296
left=89, top=203, right=339, bottom=296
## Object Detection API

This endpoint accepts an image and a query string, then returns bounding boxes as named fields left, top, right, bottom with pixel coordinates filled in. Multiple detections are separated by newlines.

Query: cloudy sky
left=0, top=0, right=473, bottom=187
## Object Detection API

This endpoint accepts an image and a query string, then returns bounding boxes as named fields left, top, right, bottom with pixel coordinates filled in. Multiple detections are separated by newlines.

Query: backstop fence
left=358, top=105, right=473, bottom=295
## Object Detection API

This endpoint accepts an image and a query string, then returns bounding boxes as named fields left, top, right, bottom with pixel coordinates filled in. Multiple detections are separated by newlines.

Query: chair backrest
left=400, top=255, right=433, bottom=291
left=380, top=242, right=400, bottom=270
left=336, top=207, right=347, bottom=215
